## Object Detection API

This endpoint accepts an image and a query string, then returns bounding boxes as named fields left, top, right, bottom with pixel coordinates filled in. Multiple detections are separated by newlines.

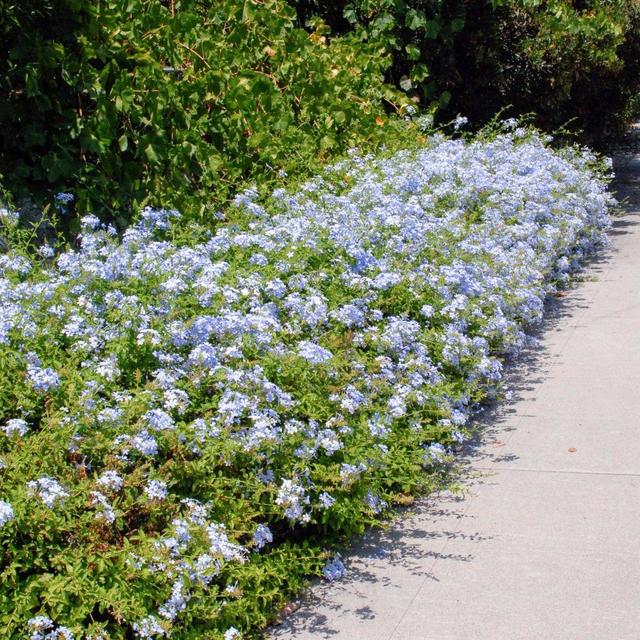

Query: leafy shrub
left=489, top=0, right=640, bottom=138
left=293, top=0, right=640, bottom=138
left=0, top=0, right=406, bottom=224
left=0, top=126, right=613, bottom=638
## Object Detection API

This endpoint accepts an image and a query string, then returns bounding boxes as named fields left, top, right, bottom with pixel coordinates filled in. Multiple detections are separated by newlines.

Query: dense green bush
left=0, top=0, right=406, bottom=223
left=293, top=0, right=640, bottom=138
left=490, top=0, right=640, bottom=138
left=2, top=1, right=637, bottom=226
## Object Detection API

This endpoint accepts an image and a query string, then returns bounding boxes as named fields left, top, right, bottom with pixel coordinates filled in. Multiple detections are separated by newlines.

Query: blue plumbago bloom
left=368, top=413, right=390, bottom=438
left=188, top=343, right=218, bottom=369
left=145, top=408, right=176, bottom=431
left=364, top=490, right=387, bottom=514
left=253, top=524, right=273, bottom=550
left=337, top=385, right=367, bottom=414
left=27, top=477, right=68, bottom=509
left=426, top=442, right=448, bottom=463
left=182, top=499, right=208, bottom=526
left=158, top=579, right=191, bottom=621
left=322, top=556, right=347, bottom=582
left=297, top=340, right=333, bottom=364
left=0, top=206, right=19, bottom=224
left=91, top=491, right=116, bottom=523
left=449, top=408, right=468, bottom=426
left=314, top=428, right=343, bottom=455
left=37, top=244, right=55, bottom=259
left=27, top=364, right=60, bottom=394
left=340, top=462, right=367, bottom=486
left=28, top=616, right=55, bottom=640
left=54, top=192, right=75, bottom=205
left=318, top=491, right=336, bottom=509
left=96, top=470, right=123, bottom=492
left=258, top=469, right=274, bottom=484
left=131, top=430, right=159, bottom=456
left=163, top=389, right=189, bottom=413
left=420, top=304, right=434, bottom=318
left=172, top=517, right=191, bottom=544
left=0, top=500, right=14, bottom=526
left=80, top=214, right=101, bottom=231
left=97, top=407, right=123, bottom=425
left=206, top=523, right=246, bottom=561
left=276, top=479, right=310, bottom=523
left=133, top=615, right=167, bottom=638
left=95, top=355, right=120, bottom=381
left=3, top=418, right=29, bottom=437
left=54, top=192, right=74, bottom=217
left=145, top=480, right=168, bottom=501
left=331, top=303, right=366, bottom=327
left=249, top=252, right=268, bottom=266
left=453, top=115, right=469, bottom=130
left=224, top=627, right=242, bottom=640
left=415, top=114, right=433, bottom=131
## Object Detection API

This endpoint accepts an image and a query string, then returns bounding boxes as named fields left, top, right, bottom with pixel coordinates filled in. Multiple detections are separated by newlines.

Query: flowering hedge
left=0, top=126, right=612, bottom=639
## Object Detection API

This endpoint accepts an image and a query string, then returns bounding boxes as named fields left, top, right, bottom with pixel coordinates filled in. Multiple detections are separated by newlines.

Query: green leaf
left=425, top=19, right=441, bottom=40
left=405, top=9, right=426, bottom=31
left=410, top=63, right=429, bottom=83
left=451, top=17, right=465, bottom=33
left=399, top=76, right=413, bottom=91
left=144, top=144, right=159, bottom=163
left=439, top=90, right=452, bottom=106
left=405, top=44, right=421, bottom=61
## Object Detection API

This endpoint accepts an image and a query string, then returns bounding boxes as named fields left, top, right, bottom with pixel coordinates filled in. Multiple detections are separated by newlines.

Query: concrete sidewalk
left=269, top=156, right=640, bottom=640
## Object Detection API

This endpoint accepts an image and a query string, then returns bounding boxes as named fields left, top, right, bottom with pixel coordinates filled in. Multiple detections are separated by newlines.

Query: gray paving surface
left=268, top=152, right=640, bottom=639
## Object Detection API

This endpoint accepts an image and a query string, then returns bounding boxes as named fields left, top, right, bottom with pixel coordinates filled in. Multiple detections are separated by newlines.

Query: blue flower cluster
left=0, top=129, right=612, bottom=638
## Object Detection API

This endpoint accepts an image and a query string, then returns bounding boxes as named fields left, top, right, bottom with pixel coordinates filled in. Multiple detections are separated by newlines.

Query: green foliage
left=489, top=0, right=640, bottom=137
left=2, top=0, right=637, bottom=226
left=293, top=0, right=640, bottom=138
left=0, top=0, right=407, bottom=223
left=295, top=0, right=466, bottom=108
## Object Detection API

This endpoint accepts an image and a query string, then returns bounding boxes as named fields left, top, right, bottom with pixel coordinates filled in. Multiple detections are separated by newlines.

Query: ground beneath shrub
left=267, top=137, right=640, bottom=639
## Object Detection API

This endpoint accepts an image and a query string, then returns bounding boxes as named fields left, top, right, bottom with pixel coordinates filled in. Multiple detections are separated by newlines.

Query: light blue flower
left=297, top=341, right=333, bottom=364
left=323, top=556, right=346, bottom=581
left=253, top=524, right=273, bottom=550
left=145, top=480, right=168, bottom=501
left=0, top=500, right=14, bottom=526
